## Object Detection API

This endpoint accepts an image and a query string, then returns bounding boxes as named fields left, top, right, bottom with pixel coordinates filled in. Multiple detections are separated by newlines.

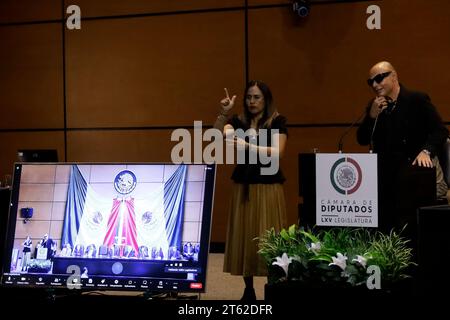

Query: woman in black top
left=214, top=80, right=288, bottom=300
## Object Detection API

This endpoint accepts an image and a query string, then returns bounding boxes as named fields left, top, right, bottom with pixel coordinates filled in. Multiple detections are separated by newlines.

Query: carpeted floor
left=200, top=253, right=266, bottom=300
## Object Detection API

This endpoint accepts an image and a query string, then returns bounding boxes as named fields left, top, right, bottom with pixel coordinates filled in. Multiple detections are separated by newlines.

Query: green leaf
left=280, top=229, right=290, bottom=241
left=300, top=230, right=319, bottom=243
left=288, top=224, right=297, bottom=237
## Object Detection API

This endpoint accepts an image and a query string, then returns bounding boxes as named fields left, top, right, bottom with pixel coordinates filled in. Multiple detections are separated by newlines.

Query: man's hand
left=369, top=96, right=390, bottom=119
left=412, top=150, right=433, bottom=167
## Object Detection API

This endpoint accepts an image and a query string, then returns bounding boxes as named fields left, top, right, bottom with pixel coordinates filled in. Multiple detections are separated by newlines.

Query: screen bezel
left=1, top=162, right=216, bottom=293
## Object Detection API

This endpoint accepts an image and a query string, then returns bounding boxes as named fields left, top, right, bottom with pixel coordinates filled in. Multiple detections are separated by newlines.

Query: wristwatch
left=422, top=149, right=431, bottom=156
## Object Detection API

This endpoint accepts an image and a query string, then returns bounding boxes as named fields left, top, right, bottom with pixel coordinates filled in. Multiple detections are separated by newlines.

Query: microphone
left=370, top=113, right=380, bottom=152
left=383, top=96, right=396, bottom=114
left=337, top=109, right=367, bottom=153
left=370, top=96, right=396, bottom=151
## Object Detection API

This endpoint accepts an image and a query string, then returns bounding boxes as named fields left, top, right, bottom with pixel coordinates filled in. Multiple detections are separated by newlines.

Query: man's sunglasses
left=367, top=71, right=392, bottom=86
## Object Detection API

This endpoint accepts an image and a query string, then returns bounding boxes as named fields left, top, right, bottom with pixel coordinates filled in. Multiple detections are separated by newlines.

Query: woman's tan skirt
left=223, top=183, right=287, bottom=277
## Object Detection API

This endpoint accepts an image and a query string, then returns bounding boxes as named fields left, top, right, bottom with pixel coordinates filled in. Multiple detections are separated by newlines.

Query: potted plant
left=258, top=225, right=416, bottom=300
left=26, top=259, right=52, bottom=273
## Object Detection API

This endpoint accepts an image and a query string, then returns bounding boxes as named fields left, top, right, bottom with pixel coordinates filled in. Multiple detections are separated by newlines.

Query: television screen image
left=1, top=163, right=215, bottom=293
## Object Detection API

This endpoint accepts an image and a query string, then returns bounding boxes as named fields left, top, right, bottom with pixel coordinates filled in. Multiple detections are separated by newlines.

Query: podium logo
left=330, top=157, right=362, bottom=195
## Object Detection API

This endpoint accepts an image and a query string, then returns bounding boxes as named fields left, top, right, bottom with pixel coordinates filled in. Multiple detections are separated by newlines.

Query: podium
left=299, top=153, right=378, bottom=228
left=36, top=247, right=48, bottom=260
left=299, top=153, right=437, bottom=232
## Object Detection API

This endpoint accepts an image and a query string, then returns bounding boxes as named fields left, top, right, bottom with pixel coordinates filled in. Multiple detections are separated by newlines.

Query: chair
left=437, top=138, right=450, bottom=203
left=441, top=138, right=450, bottom=186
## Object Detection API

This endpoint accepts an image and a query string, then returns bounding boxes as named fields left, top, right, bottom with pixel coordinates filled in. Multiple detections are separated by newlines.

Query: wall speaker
left=293, top=0, right=310, bottom=18
left=20, top=207, right=33, bottom=223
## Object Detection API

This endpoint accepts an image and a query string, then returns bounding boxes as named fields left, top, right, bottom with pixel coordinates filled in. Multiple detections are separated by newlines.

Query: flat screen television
left=1, top=163, right=215, bottom=294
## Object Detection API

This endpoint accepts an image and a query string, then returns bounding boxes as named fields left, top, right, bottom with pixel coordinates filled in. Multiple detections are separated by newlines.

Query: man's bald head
left=368, top=61, right=400, bottom=99
left=369, top=61, right=397, bottom=79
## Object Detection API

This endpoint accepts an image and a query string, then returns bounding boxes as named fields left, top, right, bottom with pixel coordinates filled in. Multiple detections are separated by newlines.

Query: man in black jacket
left=39, top=233, right=55, bottom=259
left=357, top=61, right=448, bottom=232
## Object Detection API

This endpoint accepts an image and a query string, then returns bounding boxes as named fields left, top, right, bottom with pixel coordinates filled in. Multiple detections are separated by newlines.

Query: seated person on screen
left=97, top=245, right=111, bottom=258
left=72, top=244, right=84, bottom=257
left=60, top=243, right=72, bottom=257
left=138, top=245, right=149, bottom=259
left=112, top=244, right=121, bottom=258
left=183, top=242, right=195, bottom=261
left=168, top=246, right=178, bottom=260
left=193, top=243, right=200, bottom=261
left=158, top=247, right=164, bottom=260
left=123, top=245, right=136, bottom=258
left=151, top=246, right=158, bottom=259
left=85, top=244, right=97, bottom=258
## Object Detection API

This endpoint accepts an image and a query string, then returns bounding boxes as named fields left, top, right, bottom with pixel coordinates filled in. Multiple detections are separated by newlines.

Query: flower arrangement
left=258, top=225, right=415, bottom=290
left=26, top=259, right=52, bottom=273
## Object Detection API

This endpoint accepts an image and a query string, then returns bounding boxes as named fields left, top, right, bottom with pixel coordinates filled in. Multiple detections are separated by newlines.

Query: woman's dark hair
left=242, top=80, right=278, bottom=128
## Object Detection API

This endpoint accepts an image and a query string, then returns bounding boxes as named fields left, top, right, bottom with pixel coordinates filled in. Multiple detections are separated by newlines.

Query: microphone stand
left=337, top=109, right=368, bottom=153
left=370, top=97, right=395, bottom=152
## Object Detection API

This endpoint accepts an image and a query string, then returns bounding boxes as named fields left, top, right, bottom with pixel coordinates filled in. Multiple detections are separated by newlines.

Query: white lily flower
left=272, top=253, right=292, bottom=277
left=329, top=252, right=347, bottom=271
left=352, top=255, right=367, bottom=268
left=309, top=242, right=321, bottom=254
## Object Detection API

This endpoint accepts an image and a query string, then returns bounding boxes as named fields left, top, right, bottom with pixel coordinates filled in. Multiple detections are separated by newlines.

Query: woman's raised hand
left=220, top=88, right=236, bottom=115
